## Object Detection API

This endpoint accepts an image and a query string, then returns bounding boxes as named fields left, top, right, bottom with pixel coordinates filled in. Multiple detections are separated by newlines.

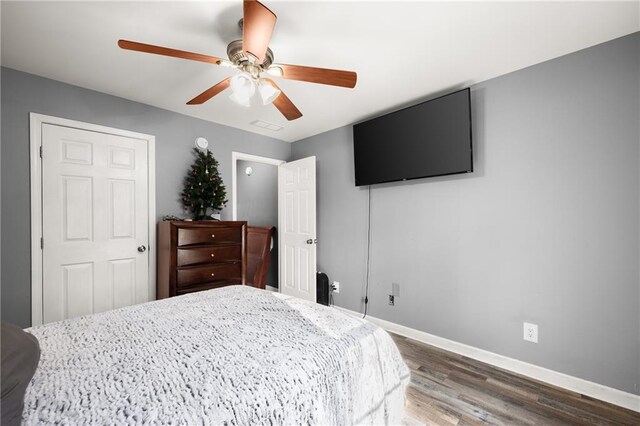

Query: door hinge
left=39, top=146, right=43, bottom=158
left=40, top=237, right=44, bottom=249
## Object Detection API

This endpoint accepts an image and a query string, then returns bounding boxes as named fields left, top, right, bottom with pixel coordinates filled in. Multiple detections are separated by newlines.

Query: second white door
left=278, top=156, right=317, bottom=302
left=42, top=123, right=151, bottom=324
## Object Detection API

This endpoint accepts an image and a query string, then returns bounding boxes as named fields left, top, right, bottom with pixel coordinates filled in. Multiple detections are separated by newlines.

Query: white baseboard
left=265, top=285, right=278, bottom=292
left=334, top=306, right=640, bottom=413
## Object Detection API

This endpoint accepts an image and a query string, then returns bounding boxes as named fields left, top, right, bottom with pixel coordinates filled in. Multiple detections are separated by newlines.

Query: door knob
left=137, top=245, right=147, bottom=253
left=306, top=239, right=317, bottom=245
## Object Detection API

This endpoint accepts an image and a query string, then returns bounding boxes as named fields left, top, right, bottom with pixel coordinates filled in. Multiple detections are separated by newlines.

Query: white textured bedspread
left=24, top=286, right=409, bottom=425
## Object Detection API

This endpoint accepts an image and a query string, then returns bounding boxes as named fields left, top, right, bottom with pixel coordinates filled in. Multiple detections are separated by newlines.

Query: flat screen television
left=353, top=88, right=472, bottom=186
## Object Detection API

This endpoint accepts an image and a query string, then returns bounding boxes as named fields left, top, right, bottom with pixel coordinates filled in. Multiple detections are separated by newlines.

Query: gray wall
left=236, top=159, right=278, bottom=287
left=1, top=67, right=291, bottom=327
left=292, top=33, right=640, bottom=394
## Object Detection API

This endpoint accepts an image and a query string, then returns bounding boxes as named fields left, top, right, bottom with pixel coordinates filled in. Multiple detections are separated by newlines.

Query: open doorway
left=232, top=152, right=285, bottom=289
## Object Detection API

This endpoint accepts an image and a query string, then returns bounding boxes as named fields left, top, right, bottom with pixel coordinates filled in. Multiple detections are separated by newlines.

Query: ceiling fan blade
left=186, top=77, right=232, bottom=105
left=242, top=0, right=277, bottom=63
left=264, top=79, right=302, bottom=121
left=275, top=64, right=357, bottom=88
left=118, top=40, right=223, bottom=65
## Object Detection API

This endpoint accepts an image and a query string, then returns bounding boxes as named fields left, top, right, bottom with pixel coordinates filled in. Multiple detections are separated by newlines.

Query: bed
left=22, top=286, right=410, bottom=425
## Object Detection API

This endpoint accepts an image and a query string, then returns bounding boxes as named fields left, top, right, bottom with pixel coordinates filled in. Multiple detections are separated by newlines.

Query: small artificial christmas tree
left=181, top=148, right=227, bottom=220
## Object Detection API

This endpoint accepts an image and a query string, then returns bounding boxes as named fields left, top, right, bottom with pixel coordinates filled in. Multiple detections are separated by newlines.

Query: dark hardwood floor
left=391, top=333, right=640, bottom=425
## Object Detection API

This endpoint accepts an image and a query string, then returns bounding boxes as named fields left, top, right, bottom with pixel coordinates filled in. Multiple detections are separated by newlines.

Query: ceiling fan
left=118, top=0, right=357, bottom=121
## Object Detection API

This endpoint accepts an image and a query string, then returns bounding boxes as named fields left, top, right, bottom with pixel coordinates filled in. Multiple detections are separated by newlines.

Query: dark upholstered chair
left=246, top=226, right=275, bottom=289
left=2, top=322, right=40, bottom=426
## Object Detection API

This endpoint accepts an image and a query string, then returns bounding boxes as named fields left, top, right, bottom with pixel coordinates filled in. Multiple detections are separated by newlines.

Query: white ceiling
left=2, top=1, right=638, bottom=142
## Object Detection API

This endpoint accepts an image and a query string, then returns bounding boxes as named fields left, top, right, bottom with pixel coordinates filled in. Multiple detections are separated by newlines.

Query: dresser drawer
left=175, top=281, right=238, bottom=296
left=157, top=221, right=247, bottom=300
left=177, top=245, right=242, bottom=267
left=177, top=227, right=242, bottom=246
left=177, top=263, right=241, bottom=287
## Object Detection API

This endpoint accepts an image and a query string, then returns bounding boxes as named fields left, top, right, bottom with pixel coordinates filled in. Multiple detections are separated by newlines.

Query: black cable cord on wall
left=363, top=185, right=372, bottom=319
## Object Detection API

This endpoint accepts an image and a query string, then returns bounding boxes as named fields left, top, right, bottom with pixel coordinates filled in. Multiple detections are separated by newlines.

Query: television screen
left=353, top=88, right=472, bottom=186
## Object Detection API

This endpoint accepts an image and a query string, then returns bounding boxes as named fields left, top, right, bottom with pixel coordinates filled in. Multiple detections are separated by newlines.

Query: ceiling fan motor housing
left=227, top=40, right=274, bottom=72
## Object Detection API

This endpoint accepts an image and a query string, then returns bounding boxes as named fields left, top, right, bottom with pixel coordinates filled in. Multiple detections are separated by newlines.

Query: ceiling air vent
left=251, top=120, right=283, bottom=131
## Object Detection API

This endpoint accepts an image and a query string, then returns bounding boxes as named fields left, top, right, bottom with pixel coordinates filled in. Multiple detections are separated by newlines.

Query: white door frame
left=231, top=151, right=285, bottom=221
left=29, top=113, right=157, bottom=326
left=231, top=152, right=285, bottom=290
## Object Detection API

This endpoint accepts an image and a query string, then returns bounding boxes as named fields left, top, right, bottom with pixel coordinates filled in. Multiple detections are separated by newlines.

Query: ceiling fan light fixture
left=231, top=73, right=256, bottom=96
left=229, top=92, right=252, bottom=107
left=266, top=66, right=284, bottom=77
left=258, top=79, right=281, bottom=105
left=229, top=73, right=256, bottom=106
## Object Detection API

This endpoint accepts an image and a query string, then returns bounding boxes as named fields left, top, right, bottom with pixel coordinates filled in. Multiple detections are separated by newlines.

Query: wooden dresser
left=157, top=221, right=247, bottom=299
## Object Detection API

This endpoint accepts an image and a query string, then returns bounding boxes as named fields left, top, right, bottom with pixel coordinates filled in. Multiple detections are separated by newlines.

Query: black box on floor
left=317, top=272, right=329, bottom=306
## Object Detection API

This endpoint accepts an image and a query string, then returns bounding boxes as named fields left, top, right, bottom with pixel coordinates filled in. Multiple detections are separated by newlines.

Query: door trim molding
left=29, top=113, right=157, bottom=326
left=231, top=151, right=285, bottom=221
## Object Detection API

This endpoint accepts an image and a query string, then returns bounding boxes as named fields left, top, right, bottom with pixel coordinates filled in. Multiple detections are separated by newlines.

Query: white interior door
left=41, top=124, right=150, bottom=324
left=278, top=156, right=316, bottom=301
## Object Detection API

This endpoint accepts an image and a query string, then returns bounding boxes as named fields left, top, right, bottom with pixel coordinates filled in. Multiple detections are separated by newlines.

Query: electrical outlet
left=389, top=295, right=395, bottom=306
left=332, top=281, right=340, bottom=294
left=523, top=322, right=538, bottom=343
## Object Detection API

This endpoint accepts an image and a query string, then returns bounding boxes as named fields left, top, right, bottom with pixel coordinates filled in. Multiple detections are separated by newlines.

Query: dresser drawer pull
left=210, top=253, right=215, bottom=257
left=211, top=234, right=215, bottom=238
left=211, top=273, right=215, bottom=277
